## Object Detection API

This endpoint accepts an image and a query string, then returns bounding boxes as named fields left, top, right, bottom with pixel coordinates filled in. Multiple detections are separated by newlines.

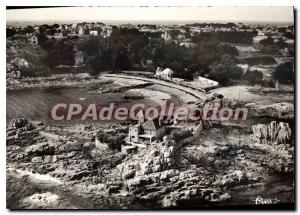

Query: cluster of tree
left=136, top=24, right=157, bottom=29
left=6, top=24, right=62, bottom=39
left=79, top=28, right=150, bottom=75
left=244, top=69, right=264, bottom=85
left=187, top=23, right=237, bottom=28
left=7, top=25, right=36, bottom=38
left=6, top=28, right=17, bottom=38
left=41, top=38, right=76, bottom=70
left=38, top=24, right=60, bottom=35
left=205, top=31, right=258, bottom=44
left=78, top=28, right=244, bottom=84
left=151, top=34, right=242, bottom=82
left=207, top=54, right=243, bottom=85
left=81, top=39, right=112, bottom=76
left=278, top=26, right=294, bottom=39
left=243, top=61, right=294, bottom=86
left=272, top=61, right=294, bottom=84
left=259, top=36, right=289, bottom=54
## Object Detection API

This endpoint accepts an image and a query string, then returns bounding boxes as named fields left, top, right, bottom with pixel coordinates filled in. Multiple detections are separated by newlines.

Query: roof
left=141, top=118, right=161, bottom=131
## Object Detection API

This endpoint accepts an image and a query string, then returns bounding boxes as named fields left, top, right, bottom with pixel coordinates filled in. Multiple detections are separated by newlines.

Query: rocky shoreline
left=6, top=117, right=294, bottom=209
left=6, top=73, right=113, bottom=91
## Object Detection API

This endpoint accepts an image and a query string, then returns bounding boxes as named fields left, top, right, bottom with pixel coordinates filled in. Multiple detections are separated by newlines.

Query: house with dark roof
left=127, top=117, right=166, bottom=144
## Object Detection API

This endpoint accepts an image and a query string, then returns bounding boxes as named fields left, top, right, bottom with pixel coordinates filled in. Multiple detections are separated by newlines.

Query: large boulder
left=214, top=170, right=262, bottom=188
left=8, top=118, right=33, bottom=131
left=252, top=121, right=291, bottom=144
left=251, top=121, right=294, bottom=173
left=25, top=142, right=56, bottom=157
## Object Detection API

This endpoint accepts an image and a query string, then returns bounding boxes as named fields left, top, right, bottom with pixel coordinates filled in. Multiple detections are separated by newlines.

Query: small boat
left=79, top=97, right=86, bottom=101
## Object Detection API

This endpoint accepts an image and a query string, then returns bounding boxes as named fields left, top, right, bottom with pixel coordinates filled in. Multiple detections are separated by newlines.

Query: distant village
left=6, top=21, right=294, bottom=92
left=7, top=21, right=295, bottom=47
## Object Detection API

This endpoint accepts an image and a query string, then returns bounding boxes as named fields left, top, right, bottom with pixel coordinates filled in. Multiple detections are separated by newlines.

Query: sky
left=6, top=6, right=294, bottom=24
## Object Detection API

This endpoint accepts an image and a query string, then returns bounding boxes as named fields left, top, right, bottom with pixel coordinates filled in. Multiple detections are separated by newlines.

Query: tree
left=276, top=38, right=288, bottom=49
left=108, top=29, right=131, bottom=72
left=52, top=23, right=60, bottom=29
left=79, top=37, right=104, bottom=56
left=208, top=54, right=243, bottom=85
left=78, top=26, right=243, bottom=80
left=259, top=36, right=279, bottom=54
left=273, top=62, right=294, bottom=84
left=42, top=39, right=75, bottom=70
left=260, top=36, right=275, bottom=46
left=150, top=34, right=241, bottom=80
left=152, top=43, right=192, bottom=78
left=6, top=28, right=16, bottom=38
left=39, top=24, right=50, bottom=34
left=244, top=69, right=263, bottom=85
left=169, top=29, right=180, bottom=40
left=209, top=31, right=257, bottom=44
left=79, top=36, right=130, bottom=75
left=24, top=26, right=35, bottom=34
left=79, top=37, right=111, bottom=75
left=38, top=33, right=51, bottom=49
left=107, top=29, right=149, bottom=71
left=217, top=44, right=239, bottom=57
left=42, top=49, right=61, bottom=70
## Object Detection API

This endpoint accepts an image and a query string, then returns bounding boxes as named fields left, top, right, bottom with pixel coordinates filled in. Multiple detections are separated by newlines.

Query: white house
left=252, top=35, right=268, bottom=44
left=50, top=33, right=64, bottom=39
left=30, top=35, right=38, bottom=46
left=180, top=41, right=196, bottom=48
left=155, top=67, right=174, bottom=79
left=78, top=27, right=84, bottom=35
left=101, top=26, right=112, bottom=38
left=162, top=30, right=172, bottom=41
left=196, top=76, right=219, bottom=89
left=90, top=30, right=98, bottom=36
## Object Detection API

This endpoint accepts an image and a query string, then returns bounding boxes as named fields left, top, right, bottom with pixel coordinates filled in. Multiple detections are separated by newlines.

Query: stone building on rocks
left=127, top=117, right=166, bottom=144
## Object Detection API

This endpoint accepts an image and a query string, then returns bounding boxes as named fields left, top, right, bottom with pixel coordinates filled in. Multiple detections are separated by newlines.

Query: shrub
left=169, top=129, right=193, bottom=142
left=272, top=61, right=294, bottom=84
left=96, top=131, right=125, bottom=151
left=208, top=54, right=244, bottom=85
left=244, top=69, right=264, bottom=85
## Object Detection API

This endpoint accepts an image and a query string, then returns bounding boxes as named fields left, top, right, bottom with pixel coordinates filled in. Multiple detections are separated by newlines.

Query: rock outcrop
left=8, top=118, right=34, bottom=131
left=252, top=121, right=291, bottom=144
left=7, top=118, right=294, bottom=208
left=251, top=121, right=294, bottom=172
left=213, top=170, right=262, bottom=188
left=119, top=139, right=177, bottom=182
left=117, top=139, right=231, bottom=207
left=246, top=102, right=294, bottom=119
